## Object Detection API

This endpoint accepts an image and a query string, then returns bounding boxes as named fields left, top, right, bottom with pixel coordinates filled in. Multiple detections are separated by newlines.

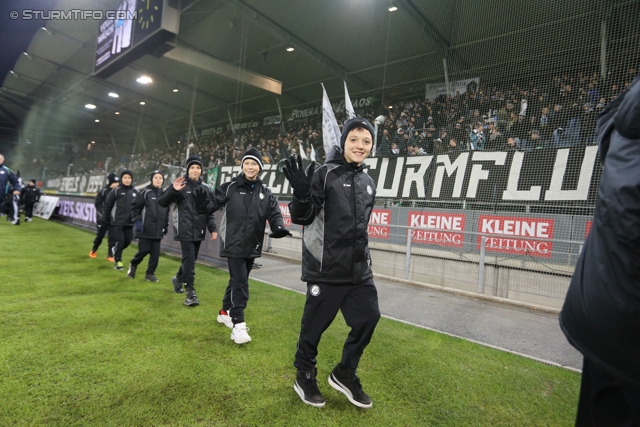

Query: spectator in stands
left=19, top=179, right=41, bottom=223
left=102, top=170, right=138, bottom=271
left=560, top=76, right=640, bottom=427
left=392, top=129, right=405, bottom=155
left=580, top=103, right=597, bottom=145
left=127, top=170, right=169, bottom=283
left=0, top=153, right=21, bottom=225
left=504, top=136, right=520, bottom=152
left=528, top=130, right=545, bottom=150
left=486, top=126, right=505, bottom=151
left=285, top=118, right=381, bottom=409
left=469, top=124, right=485, bottom=150
left=90, top=173, right=120, bottom=260
left=432, top=137, right=446, bottom=155
left=377, top=130, right=391, bottom=156
left=159, top=156, right=218, bottom=307
left=446, top=138, right=464, bottom=156
left=390, top=142, right=400, bottom=156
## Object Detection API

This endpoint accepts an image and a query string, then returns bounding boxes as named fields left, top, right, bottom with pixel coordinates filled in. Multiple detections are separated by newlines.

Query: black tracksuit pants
left=575, top=357, right=640, bottom=426
left=176, top=240, right=201, bottom=292
left=24, top=201, right=35, bottom=219
left=294, top=278, right=381, bottom=372
left=112, top=226, right=133, bottom=263
left=222, top=257, right=254, bottom=325
left=92, top=223, right=115, bottom=258
left=130, top=238, right=161, bottom=275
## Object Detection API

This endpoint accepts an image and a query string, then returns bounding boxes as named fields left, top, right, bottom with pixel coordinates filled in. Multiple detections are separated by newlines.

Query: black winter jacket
left=20, top=186, right=41, bottom=204
left=289, top=146, right=376, bottom=284
left=200, top=174, right=285, bottom=258
left=158, top=177, right=217, bottom=241
left=103, top=183, right=139, bottom=227
left=560, top=76, right=640, bottom=385
left=131, top=185, right=169, bottom=240
left=94, top=185, right=114, bottom=225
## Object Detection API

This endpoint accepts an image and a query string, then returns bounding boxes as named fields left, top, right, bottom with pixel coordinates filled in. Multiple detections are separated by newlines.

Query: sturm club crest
left=367, top=185, right=373, bottom=195
left=310, top=285, right=321, bottom=296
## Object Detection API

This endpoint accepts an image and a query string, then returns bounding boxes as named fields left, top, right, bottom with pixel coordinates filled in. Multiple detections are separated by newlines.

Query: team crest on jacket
left=367, top=185, right=373, bottom=195
left=310, top=285, right=320, bottom=296
left=259, top=193, right=264, bottom=200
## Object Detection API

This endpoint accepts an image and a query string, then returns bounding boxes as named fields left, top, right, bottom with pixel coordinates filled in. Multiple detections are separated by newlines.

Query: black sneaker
left=184, top=290, right=199, bottom=306
left=171, top=276, right=185, bottom=293
left=145, top=274, right=159, bottom=283
left=328, top=364, right=372, bottom=408
left=127, top=264, right=137, bottom=279
left=294, top=368, right=325, bottom=407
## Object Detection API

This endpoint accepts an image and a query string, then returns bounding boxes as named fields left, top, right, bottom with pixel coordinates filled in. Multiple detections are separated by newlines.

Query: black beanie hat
left=185, top=155, right=203, bottom=171
left=241, top=148, right=263, bottom=171
left=107, top=173, right=119, bottom=185
left=120, top=169, right=133, bottom=180
left=339, top=118, right=375, bottom=148
left=29, top=179, right=36, bottom=184
left=149, top=170, right=164, bottom=182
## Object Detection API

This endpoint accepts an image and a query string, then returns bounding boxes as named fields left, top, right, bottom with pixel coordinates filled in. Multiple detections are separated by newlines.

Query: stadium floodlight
left=85, top=103, right=97, bottom=109
left=95, top=119, right=100, bottom=122
left=388, top=1, right=398, bottom=12
left=140, top=101, right=146, bottom=105
left=286, top=46, right=294, bottom=52
left=108, top=92, right=119, bottom=98
left=173, top=82, right=179, bottom=92
left=136, top=75, right=152, bottom=84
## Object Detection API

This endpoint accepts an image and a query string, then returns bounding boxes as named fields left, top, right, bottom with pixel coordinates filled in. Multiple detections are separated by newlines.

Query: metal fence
left=265, top=219, right=584, bottom=311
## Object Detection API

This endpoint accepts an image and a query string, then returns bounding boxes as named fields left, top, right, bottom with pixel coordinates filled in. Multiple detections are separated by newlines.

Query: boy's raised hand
left=172, top=176, right=187, bottom=191
left=193, top=187, right=208, bottom=213
left=283, top=154, right=315, bottom=198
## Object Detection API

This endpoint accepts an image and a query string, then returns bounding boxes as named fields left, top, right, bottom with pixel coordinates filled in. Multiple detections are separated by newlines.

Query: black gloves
left=283, top=154, right=315, bottom=199
left=163, top=227, right=169, bottom=236
left=193, top=187, right=209, bottom=213
left=269, top=225, right=292, bottom=239
left=134, top=220, right=144, bottom=233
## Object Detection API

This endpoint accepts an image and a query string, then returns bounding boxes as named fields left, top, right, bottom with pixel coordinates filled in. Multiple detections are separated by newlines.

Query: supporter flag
left=298, top=141, right=308, bottom=160
left=321, top=83, right=341, bottom=155
left=344, top=81, right=356, bottom=120
left=309, top=144, right=317, bottom=162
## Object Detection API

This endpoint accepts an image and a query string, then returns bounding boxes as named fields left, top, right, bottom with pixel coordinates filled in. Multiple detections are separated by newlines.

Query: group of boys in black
left=86, top=127, right=381, bottom=407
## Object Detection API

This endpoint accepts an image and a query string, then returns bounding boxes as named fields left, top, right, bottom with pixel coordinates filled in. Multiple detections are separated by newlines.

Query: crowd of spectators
left=19, top=66, right=638, bottom=181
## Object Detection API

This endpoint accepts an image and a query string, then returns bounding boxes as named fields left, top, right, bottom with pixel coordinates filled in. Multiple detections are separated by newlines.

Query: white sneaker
left=231, top=322, right=251, bottom=344
left=217, top=310, right=233, bottom=329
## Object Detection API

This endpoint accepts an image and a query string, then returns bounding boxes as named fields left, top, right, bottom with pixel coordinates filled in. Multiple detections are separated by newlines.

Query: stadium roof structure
left=0, top=0, right=637, bottom=150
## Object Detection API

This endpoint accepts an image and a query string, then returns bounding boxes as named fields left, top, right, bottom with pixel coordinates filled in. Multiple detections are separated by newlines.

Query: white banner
left=425, top=77, right=480, bottom=100
left=344, top=81, right=356, bottom=120
left=321, top=83, right=341, bottom=156
left=33, top=196, right=60, bottom=220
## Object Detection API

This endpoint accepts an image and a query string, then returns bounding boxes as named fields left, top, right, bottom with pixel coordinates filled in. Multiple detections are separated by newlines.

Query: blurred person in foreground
left=560, top=76, right=640, bottom=426
left=284, top=118, right=381, bottom=409
left=0, top=154, right=21, bottom=225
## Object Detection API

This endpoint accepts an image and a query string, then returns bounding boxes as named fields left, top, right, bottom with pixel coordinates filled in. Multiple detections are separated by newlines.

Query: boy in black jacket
left=193, top=148, right=291, bottom=344
left=127, top=170, right=169, bottom=282
left=284, top=118, right=381, bottom=409
left=102, top=170, right=138, bottom=271
left=158, top=156, right=217, bottom=307
left=19, top=179, right=41, bottom=222
left=90, top=173, right=119, bottom=260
